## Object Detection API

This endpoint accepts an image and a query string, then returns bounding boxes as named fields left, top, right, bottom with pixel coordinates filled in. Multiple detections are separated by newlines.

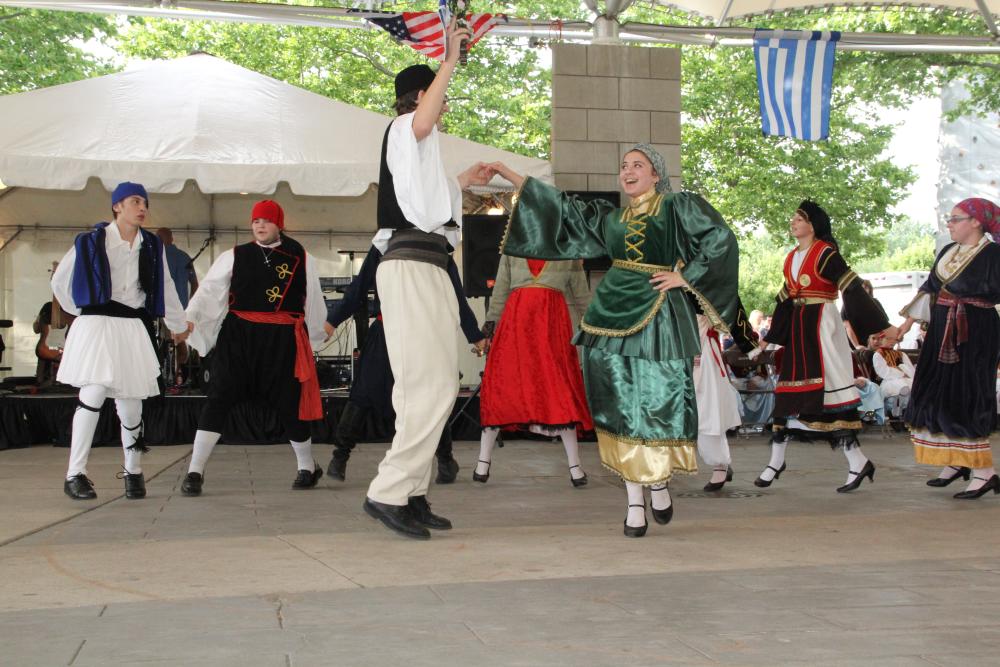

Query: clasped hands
left=172, top=321, right=195, bottom=344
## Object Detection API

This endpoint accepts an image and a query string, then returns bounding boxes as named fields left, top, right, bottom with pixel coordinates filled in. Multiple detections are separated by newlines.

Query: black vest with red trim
left=782, top=240, right=838, bottom=300
left=229, top=235, right=307, bottom=314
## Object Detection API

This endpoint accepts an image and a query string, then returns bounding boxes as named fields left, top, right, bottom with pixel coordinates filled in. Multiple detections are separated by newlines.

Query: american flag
left=363, top=11, right=506, bottom=61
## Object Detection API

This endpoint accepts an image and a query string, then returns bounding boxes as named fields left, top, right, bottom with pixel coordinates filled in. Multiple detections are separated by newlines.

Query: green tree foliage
left=0, top=8, right=116, bottom=95
left=735, top=235, right=788, bottom=314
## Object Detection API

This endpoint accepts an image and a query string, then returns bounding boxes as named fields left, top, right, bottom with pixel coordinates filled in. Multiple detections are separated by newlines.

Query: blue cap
left=111, top=182, right=149, bottom=207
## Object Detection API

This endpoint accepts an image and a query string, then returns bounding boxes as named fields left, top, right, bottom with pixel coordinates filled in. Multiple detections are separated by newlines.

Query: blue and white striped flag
left=753, top=29, right=840, bottom=141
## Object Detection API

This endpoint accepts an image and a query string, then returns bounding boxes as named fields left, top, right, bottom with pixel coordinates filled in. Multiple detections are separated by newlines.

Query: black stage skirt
left=905, top=302, right=1000, bottom=440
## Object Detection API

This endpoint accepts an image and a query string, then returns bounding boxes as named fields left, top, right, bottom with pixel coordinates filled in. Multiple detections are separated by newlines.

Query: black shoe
left=435, top=456, right=460, bottom=484
left=569, top=464, right=588, bottom=488
left=650, top=484, right=674, bottom=525
left=472, top=459, right=491, bottom=483
left=64, top=473, right=97, bottom=500
left=408, top=495, right=452, bottom=529
left=293, top=465, right=323, bottom=490
left=953, top=474, right=1000, bottom=500
left=116, top=468, right=146, bottom=499
left=703, top=466, right=734, bottom=492
left=363, top=498, right=431, bottom=540
left=836, top=460, right=875, bottom=493
left=754, top=462, right=786, bottom=488
left=327, top=454, right=348, bottom=482
left=927, top=466, right=971, bottom=487
left=623, top=503, right=648, bottom=538
left=180, top=472, right=203, bottom=496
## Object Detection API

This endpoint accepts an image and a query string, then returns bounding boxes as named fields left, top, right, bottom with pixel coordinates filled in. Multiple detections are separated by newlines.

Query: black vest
left=229, top=235, right=307, bottom=314
left=377, top=124, right=413, bottom=231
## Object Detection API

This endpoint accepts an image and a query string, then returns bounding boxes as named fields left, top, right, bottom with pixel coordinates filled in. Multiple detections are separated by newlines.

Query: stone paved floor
left=1, top=433, right=999, bottom=666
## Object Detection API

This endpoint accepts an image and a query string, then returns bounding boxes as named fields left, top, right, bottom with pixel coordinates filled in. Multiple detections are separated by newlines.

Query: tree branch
left=0, top=11, right=27, bottom=21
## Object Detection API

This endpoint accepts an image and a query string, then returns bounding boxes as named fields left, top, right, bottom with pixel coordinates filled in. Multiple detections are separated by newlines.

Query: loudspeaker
left=462, top=214, right=508, bottom=298
left=567, top=191, right=620, bottom=272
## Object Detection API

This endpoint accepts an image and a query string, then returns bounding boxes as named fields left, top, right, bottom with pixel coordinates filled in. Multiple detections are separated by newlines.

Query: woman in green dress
left=489, top=144, right=744, bottom=537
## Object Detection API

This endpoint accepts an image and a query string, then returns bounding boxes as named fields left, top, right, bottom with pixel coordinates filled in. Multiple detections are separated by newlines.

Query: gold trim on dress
left=795, top=418, right=863, bottom=431
left=611, top=258, right=669, bottom=274
left=596, top=428, right=697, bottom=486
left=936, top=237, right=990, bottom=284
left=898, top=291, right=930, bottom=322
left=580, top=291, right=667, bottom=337
left=776, top=377, right=824, bottom=388
left=837, top=270, right=859, bottom=292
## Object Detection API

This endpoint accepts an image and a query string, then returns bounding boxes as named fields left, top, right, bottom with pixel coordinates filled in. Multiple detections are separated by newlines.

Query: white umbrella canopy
left=652, top=1, right=999, bottom=24
left=0, top=53, right=550, bottom=200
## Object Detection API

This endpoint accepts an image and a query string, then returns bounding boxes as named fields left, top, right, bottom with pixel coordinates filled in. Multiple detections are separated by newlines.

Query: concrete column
left=551, top=43, right=681, bottom=196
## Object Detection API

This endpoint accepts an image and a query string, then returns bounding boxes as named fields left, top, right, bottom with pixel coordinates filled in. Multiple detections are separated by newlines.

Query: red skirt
left=479, top=286, right=593, bottom=431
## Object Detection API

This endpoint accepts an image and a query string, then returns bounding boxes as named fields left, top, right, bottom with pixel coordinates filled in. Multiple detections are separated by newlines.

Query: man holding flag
left=362, top=17, right=495, bottom=540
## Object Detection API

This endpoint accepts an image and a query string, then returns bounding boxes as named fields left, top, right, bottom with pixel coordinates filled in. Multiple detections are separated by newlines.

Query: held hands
left=472, top=338, right=488, bottom=356
left=650, top=271, right=688, bottom=292
left=487, top=161, right=525, bottom=189
left=172, top=321, right=195, bottom=344
left=323, top=321, right=335, bottom=342
left=872, top=324, right=901, bottom=347
left=896, top=318, right=915, bottom=340
left=458, top=162, right=498, bottom=189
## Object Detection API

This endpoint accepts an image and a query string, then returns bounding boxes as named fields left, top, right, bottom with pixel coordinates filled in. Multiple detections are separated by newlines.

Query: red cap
left=251, top=200, right=284, bottom=230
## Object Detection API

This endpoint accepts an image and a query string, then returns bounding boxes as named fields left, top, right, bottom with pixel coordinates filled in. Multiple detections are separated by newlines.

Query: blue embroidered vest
left=71, top=222, right=166, bottom=317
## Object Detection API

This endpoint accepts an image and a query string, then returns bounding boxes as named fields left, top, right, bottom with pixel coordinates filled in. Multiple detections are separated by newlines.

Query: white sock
left=67, top=384, right=107, bottom=479
left=188, top=430, right=221, bottom=475
left=290, top=439, right=314, bottom=471
left=650, top=482, right=672, bottom=511
left=115, top=398, right=144, bottom=475
left=843, top=446, right=869, bottom=484
left=476, top=428, right=499, bottom=476
left=559, top=428, right=585, bottom=479
left=625, top=481, right=646, bottom=527
left=710, top=465, right=729, bottom=484
left=758, top=439, right=787, bottom=482
left=965, top=467, right=998, bottom=492
left=937, top=465, right=966, bottom=480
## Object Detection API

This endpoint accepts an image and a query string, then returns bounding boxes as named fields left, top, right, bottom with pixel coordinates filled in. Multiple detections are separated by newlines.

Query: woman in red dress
left=474, top=255, right=594, bottom=487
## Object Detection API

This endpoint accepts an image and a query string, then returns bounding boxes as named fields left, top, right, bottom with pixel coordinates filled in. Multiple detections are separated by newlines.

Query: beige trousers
left=367, top=259, right=460, bottom=506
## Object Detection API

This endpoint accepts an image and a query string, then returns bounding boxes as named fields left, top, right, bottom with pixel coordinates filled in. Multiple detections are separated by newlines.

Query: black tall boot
left=328, top=402, right=366, bottom=481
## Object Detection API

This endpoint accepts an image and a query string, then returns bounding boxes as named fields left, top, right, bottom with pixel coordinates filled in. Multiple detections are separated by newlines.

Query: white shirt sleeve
left=386, top=113, right=455, bottom=233
left=51, top=246, right=80, bottom=316
left=185, top=250, right=234, bottom=355
left=161, top=247, right=188, bottom=334
left=901, top=352, right=915, bottom=378
left=872, top=352, right=905, bottom=381
left=900, top=292, right=932, bottom=322
left=304, top=253, right=328, bottom=348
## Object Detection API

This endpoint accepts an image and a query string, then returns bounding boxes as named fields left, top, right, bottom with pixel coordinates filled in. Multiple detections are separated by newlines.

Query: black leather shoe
left=569, top=464, right=588, bottom=488
left=623, top=504, right=647, bottom=538
left=704, top=466, right=734, bottom=492
left=754, top=462, right=786, bottom=488
left=836, top=460, right=875, bottom=493
left=408, top=495, right=452, bottom=529
left=180, top=472, right=203, bottom=496
left=435, top=456, right=460, bottom=484
left=327, top=454, right=348, bottom=482
left=293, top=465, right=323, bottom=489
left=64, top=474, right=97, bottom=500
left=953, top=474, right=1000, bottom=500
left=363, top=498, right=431, bottom=540
left=650, top=484, right=674, bottom=525
left=472, top=459, right=491, bottom=483
left=927, top=466, right=971, bottom=487
left=116, top=468, right=146, bottom=499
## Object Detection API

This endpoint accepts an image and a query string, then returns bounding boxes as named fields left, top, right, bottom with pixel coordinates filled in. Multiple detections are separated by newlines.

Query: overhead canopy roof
left=0, top=53, right=551, bottom=197
left=650, top=1, right=999, bottom=25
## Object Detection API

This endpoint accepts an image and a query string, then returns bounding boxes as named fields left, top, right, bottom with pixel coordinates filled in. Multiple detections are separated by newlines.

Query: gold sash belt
left=611, top=259, right=671, bottom=274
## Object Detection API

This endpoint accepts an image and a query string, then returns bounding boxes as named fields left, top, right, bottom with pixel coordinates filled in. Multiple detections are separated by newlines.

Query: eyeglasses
left=944, top=215, right=973, bottom=224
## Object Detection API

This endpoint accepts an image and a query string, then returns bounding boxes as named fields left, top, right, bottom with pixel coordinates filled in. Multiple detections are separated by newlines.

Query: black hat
left=797, top=200, right=832, bottom=241
left=394, top=64, right=436, bottom=98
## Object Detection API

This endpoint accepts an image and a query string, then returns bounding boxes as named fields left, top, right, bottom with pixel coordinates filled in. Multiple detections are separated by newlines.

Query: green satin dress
left=502, top=177, right=740, bottom=484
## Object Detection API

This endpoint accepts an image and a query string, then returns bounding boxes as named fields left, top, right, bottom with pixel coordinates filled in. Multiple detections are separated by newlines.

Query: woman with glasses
left=898, top=198, right=1000, bottom=498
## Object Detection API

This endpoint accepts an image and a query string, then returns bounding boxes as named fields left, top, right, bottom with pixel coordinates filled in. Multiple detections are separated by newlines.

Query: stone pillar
left=551, top=43, right=681, bottom=195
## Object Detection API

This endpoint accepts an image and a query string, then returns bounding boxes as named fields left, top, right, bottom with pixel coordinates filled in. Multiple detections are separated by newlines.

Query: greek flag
left=753, top=30, right=840, bottom=141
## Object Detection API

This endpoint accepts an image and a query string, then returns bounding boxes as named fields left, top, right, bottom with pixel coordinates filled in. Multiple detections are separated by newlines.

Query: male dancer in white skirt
left=362, top=20, right=495, bottom=539
left=52, top=182, right=191, bottom=500
left=181, top=200, right=330, bottom=495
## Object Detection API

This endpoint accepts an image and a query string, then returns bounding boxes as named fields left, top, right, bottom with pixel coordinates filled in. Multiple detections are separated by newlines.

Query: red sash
left=231, top=310, right=322, bottom=420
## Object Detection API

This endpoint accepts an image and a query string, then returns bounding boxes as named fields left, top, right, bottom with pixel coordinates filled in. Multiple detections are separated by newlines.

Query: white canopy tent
left=0, top=53, right=551, bottom=376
